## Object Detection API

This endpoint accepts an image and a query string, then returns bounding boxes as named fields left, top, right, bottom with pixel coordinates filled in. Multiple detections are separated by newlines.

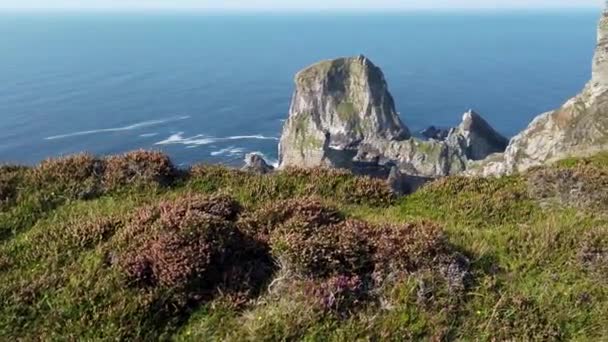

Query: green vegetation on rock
left=1, top=150, right=607, bottom=340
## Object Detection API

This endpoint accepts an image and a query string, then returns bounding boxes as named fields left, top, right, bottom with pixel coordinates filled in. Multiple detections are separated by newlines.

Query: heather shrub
left=527, top=164, right=608, bottom=210
left=305, top=275, right=365, bottom=315
left=116, top=194, right=273, bottom=306
left=103, top=150, right=177, bottom=190
left=27, top=154, right=104, bottom=199
left=369, top=221, right=451, bottom=278
left=266, top=199, right=460, bottom=286
left=239, top=198, right=342, bottom=242
left=271, top=218, right=374, bottom=277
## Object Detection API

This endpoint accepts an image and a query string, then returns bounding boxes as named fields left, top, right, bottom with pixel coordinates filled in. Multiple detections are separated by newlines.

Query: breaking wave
left=45, top=116, right=190, bottom=140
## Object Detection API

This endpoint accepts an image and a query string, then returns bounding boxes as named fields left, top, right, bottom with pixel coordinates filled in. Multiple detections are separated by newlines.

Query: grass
left=0, top=151, right=607, bottom=340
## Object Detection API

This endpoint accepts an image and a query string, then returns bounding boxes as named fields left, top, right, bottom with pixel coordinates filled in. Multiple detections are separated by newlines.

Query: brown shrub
left=103, top=150, right=177, bottom=190
left=369, top=221, right=451, bottom=278
left=28, top=154, right=104, bottom=199
left=527, top=165, right=608, bottom=210
left=271, top=218, right=374, bottom=277
left=123, top=229, right=214, bottom=288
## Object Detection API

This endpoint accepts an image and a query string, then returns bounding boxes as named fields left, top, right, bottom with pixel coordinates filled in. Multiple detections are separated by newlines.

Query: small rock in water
left=242, top=153, right=274, bottom=174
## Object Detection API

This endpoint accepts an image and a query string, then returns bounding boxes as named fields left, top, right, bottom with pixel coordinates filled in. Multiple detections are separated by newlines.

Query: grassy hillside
left=0, top=150, right=607, bottom=340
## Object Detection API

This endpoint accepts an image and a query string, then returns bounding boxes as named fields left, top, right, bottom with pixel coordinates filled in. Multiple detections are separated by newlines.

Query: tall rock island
left=278, top=55, right=409, bottom=168
left=278, top=56, right=507, bottom=178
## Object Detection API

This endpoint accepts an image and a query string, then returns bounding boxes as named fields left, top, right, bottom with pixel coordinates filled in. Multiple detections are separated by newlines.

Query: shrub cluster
left=527, top=164, right=608, bottom=210
left=115, top=194, right=274, bottom=308
left=28, top=154, right=104, bottom=199
left=26, top=150, right=178, bottom=200
left=103, top=150, right=177, bottom=190
left=252, top=198, right=460, bottom=285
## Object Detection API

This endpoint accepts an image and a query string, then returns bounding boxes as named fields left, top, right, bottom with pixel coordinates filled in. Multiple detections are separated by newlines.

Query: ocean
left=0, top=10, right=600, bottom=166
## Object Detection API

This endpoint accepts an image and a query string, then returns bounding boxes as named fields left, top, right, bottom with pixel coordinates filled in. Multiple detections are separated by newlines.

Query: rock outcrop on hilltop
left=470, top=10, right=608, bottom=176
left=278, top=56, right=507, bottom=178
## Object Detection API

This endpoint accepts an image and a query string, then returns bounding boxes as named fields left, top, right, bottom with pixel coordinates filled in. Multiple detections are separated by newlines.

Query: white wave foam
left=45, top=116, right=190, bottom=140
left=139, top=133, right=159, bottom=138
left=210, top=146, right=246, bottom=157
left=155, top=132, right=279, bottom=147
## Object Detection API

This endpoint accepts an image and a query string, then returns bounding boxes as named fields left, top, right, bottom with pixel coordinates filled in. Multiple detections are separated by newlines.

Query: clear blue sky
left=0, top=0, right=603, bottom=11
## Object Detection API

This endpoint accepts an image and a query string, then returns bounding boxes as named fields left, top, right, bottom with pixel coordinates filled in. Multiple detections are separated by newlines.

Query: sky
left=0, top=0, right=603, bottom=11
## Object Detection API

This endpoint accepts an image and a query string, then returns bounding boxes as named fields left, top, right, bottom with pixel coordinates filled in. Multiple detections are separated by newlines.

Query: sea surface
left=0, top=10, right=600, bottom=166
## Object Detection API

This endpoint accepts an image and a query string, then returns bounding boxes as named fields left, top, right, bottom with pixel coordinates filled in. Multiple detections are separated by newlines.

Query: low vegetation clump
left=400, top=175, right=539, bottom=226
left=527, top=163, right=608, bottom=210
left=1, top=150, right=608, bottom=340
left=578, top=226, right=608, bottom=278
left=188, top=165, right=394, bottom=206
left=103, top=150, right=178, bottom=190
left=0, top=165, right=25, bottom=209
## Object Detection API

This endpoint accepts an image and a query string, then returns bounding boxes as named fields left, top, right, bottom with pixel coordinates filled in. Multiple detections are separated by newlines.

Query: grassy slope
left=0, top=151, right=607, bottom=341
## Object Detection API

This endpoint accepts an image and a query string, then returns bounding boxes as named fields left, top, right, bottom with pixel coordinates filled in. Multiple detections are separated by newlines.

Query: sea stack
left=278, top=55, right=409, bottom=168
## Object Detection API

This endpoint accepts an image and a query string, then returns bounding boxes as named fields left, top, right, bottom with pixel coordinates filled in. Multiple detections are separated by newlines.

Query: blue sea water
left=0, top=10, right=600, bottom=166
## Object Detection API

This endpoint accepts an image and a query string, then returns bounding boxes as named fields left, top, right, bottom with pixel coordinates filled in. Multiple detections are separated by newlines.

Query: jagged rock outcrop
left=471, top=10, right=608, bottom=176
left=278, top=56, right=507, bottom=178
left=242, top=153, right=274, bottom=174
left=445, top=109, right=509, bottom=161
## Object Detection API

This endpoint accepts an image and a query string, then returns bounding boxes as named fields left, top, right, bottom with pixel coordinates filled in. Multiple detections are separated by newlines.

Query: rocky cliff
left=278, top=56, right=507, bottom=178
left=470, top=10, right=608, bottom=176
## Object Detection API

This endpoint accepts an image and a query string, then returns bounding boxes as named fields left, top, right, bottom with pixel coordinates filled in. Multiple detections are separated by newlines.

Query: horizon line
left=0, top=6, right=601, bottom=14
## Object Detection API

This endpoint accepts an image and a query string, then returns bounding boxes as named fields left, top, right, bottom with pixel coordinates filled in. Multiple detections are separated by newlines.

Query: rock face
left=471, top=10, right=608, bottom=176
left=242, top=153, right=274, bottom=174
left=278, top=56, right=507, bottom=178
